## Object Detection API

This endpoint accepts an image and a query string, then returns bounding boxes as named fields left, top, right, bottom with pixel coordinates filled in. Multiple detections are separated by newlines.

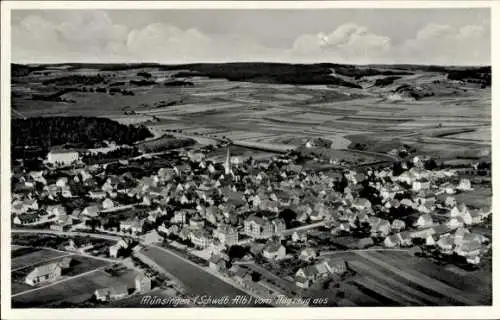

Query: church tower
left=224, top=145, right=232, bottom=175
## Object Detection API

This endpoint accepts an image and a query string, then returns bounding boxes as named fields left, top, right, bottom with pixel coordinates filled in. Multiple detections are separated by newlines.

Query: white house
left=47, top=150, right=79, bottom=166
left=456, top=179, right=473, bottom=191
left=102, top=198, right=115, bottom=210
left=414, top=214, right=434, bottom=229
left=262, top=242, right=286, bottom=261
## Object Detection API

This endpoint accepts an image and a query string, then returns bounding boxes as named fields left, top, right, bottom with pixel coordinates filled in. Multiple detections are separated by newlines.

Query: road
left=319, top=248, right=411, bottom=257
left=281, top=221, right=326, bottom=236
left=143, top=244, right=267, bottom=307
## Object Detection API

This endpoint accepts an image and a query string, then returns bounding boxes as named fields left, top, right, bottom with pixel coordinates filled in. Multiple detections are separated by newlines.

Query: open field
left=350, top=251, right=489, bottom=305
left=12, top=248, right=69, bottom=270
left=12, top=63, right=490, bottom=160
left=454, top=186, right=493, bottom=208
left=306, top=250, right=490, bottom=306
left=12, top=268, right=138, bottom=308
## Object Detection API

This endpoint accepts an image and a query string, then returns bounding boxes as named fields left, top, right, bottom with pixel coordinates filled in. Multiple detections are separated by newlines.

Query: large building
left=25, top=262, right=62, bottom=286
left=46, top=150, right=79, bottom=166
left=213, top=224, right=239, bottom=246
left=244, top=215, right=286, bottom=239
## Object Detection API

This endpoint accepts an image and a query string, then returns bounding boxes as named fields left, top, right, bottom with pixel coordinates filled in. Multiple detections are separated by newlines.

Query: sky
left=11, top=9, right=491, bottom=65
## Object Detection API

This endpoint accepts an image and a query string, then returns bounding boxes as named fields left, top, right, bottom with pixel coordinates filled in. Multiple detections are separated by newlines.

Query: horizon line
left=11, top=61, right=492, bottom=68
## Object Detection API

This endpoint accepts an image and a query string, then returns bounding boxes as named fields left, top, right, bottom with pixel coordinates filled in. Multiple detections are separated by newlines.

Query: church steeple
left=224, top=145, right=232, bottom=175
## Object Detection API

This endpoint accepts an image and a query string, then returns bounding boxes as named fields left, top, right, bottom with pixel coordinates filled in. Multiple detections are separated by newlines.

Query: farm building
left=94, top=285, right=129, bottom=302
left=24, top=258, right=72, bottom=286
left=295, top=258, right=347, bottom=289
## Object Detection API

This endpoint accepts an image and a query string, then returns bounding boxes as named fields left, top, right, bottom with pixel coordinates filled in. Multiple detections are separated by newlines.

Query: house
left=120, top=218, right=144, bottom=234
left=189, top=215, right=205, bottom=228
left=455, top=240, right=482, bottom=261
left=101, top=198, right=114, bottom=210
left=400, top=199, right=414, bottom=208
left=453, top=227, right=470, bottom=245
left=295, top=258, right=347, bottom=288
left=46, top=150, right=79, bottom=166
left=271, top=219, right=286, bottom=234
left=425, top=234, right=436, bottom=246
left=94, top=285, right=129, bottom=302
left=14, top=213, right=39, bottom=225
left=50, top=215, right=72, bottom=231
left=444, top=196, right=457, bottom=208
left=450, top=203, right=469, bottom=218
left=82, top=205, right=100, bottom=218
left=12, top=200, right=28, bottom=215
left=47, top=204, right=67, bottom=217
left=244, top=215, right=273, bottom=239
left=398, top=232, right=413, bottom=246
left=441, top=182, right=456, bottom=195
left=25, top=262, right=62, bottom=286
left=109, top=239, right=129, bottom=258
left=457, top=178, right=473, bottom=191
left=56, top=177, right=68, bottom=188
left=352, top=198, right=371, bottom=211
left=323, top=258, right=348, bottom=274
left=61, top=185, right=73, bottom=198
left=135, top=273, right=152, bottom=293
left=409, top=227, right=436, bottom=240
left=469, top=209, right=486, bottom=225
left=299, top=248, right=317, bottom=262
left=446, top=217, right=465, bottom=230
left=337, top=222, right=351, bottom=233
left=411, top=178, right=429, bottom=192
left=414, top=214, right=434, bottom=229
left=291, top=231, right=307, bottom=243
left=384, top=235, right=400, bottom=248
left=208, top=254, right=228, bottom=273
left=437, top=234, right=454, bottom=255
left=189, top=229, right=211, bottom=249
left=371, top=219, right=391, bottom=237
left=89, top=190, right=107, bottom=199
left=23, top=199, right=39, bottom=211
left=295, top=265, right=328, bottom=289
left=172, top=211, right=187, bottom=224
left=262, top=242, right=286, bottom=261
left=213, top=224, right=239, bottom=246
left=391, top=219, right=406, bottom=232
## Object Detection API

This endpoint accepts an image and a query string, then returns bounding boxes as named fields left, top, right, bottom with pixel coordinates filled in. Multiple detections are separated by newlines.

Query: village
left=10, top=138, right=492, bottom=305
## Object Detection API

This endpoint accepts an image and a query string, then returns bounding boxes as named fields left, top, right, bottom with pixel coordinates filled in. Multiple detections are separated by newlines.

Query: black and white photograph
left=1, top=1, right=498, bottom=319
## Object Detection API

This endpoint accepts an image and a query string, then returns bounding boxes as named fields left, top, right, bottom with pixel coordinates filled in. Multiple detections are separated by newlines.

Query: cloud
left=10, top=12, right=490, bottom=66
left=12, top=11, right=130, bottom=62
left=290, top=23, right=391, bottom=64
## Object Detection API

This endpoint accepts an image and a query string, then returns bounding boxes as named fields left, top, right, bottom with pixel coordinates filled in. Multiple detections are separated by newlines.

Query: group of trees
left=81, top=147, right=140, bottom=164
left=12, top=116, right=153, bottom=151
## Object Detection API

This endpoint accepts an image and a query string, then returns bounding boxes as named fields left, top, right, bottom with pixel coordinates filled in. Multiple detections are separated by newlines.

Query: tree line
left=12, top=116, right=153, bottom=151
